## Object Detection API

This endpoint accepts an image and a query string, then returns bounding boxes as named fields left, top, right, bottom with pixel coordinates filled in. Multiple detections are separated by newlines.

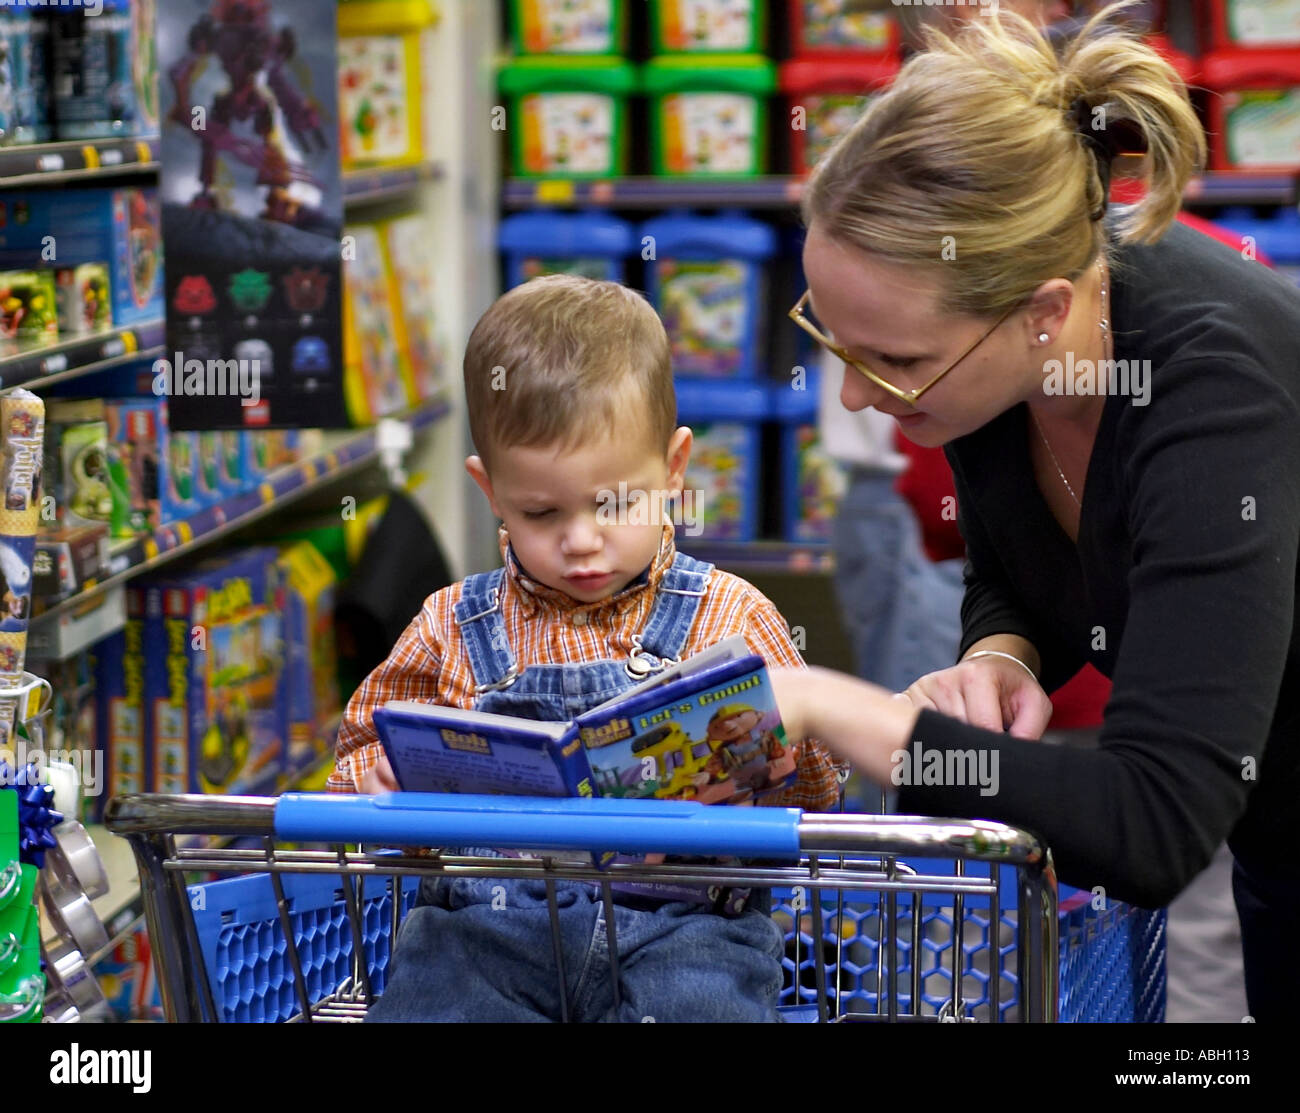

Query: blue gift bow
left=0, top=761, right=63, bottom=870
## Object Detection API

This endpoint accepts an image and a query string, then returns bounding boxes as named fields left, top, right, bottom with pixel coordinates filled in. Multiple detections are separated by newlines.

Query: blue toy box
left=499, top=211, right=635, bottom=288
left=1214, top=206, right=1300, bottom=287
left=675, top=377, right=766, bottom=541
left=92, top=587, right=150, bottom=821
left=769, top=373, right=846, bottom=543
left=0, top=187, right=163, bottom=326
left=642, top=212, right=775, bottom=378
left=142, top=549, right=287, bottom=797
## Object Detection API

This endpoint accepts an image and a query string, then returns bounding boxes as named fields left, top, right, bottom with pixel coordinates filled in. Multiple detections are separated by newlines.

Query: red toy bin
left=1201, top=0, right=1300, bottom=51
left=788, top=0, right=900, bottom=57
left=1203, top=48, right=1300, bottom=170
left=781, top=56, right=899, bottom=175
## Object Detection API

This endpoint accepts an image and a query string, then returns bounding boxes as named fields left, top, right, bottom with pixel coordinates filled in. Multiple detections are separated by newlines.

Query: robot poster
left=158, top=0, right=348, bottom=430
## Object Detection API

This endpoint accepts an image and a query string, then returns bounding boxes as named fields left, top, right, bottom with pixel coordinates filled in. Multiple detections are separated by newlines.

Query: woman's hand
left=358, top=752, right=400, bottom=794
left=899, top=656, right=1053, bottom=740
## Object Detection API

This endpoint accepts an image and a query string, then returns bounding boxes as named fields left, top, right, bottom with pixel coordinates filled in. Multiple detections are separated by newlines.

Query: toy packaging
left=163, top=424, right=201, bottom=525
left=92, top=588, right=150, bottom=810
left=49, top=0, right=138, bottom=140
left=676, top=379, right=765, bottom=542
left=499, top=211, right=634, bottom=288
left=54, top=263, right=113, bottom=337
left=344, top=223, right=416, bottom=424
left=781, top=57, right=897, bottom=174
left=1205, top=0, right=1300, bottom=49
left=511, top=0, right=626, bottom=54
left=0, top=390, right=43, bottom=751
left=40, top=400, right=113, bottom=535
left=158, top=0, right=346, bottom=429
left=499, top=57, right=636, bottom=178
left=790, top=0, right=900, bottom=54
left=103, top=399, right=162, bottom=537
left=650, top=0, right=765, bottom=53
left=770, top=378, right=845, bottom=543
left=0, top=6, right=53, bottom=146
left=643, top=55, right=776, bottom=177
left=92, top=926, right=163, bottom=1022
left=277, top=541, right=339, bottom=777
left=143, top=548, right=287, bottom=797
left=196, top=431, right=224, bottom=507
left=338, top=0, right=438, bottom=169
left=0, top=270, right=58, bottom=352
left=383, top=214, right=447, bottom=401
left=32, top=524, right=110, bottom=609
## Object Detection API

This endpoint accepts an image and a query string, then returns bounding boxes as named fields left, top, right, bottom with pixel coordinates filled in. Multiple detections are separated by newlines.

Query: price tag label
left=101, top=337, right=126, bottom=358
left=36, top=153, right=66, bottom=172
left=42, top=353, right=69, bottom=375
left=100, top=148, right=124, bottom=166
left=535, top=180, right=576, bottom=204
left=107, top=553, right=131, bottom=575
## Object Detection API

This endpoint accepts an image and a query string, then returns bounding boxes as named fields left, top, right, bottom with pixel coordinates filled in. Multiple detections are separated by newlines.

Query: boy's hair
left=464, top=275, right=676, bottom=468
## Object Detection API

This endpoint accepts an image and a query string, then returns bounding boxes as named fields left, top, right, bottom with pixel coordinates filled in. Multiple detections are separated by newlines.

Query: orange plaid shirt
left=330, top=523, right=842, bottom=811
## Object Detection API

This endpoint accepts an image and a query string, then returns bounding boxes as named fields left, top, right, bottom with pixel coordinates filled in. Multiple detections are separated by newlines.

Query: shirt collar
left=498, top=522, right=678, bottom=617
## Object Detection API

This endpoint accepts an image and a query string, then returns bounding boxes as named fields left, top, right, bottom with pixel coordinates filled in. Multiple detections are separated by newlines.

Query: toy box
left=510, top=0, right=626, bottom=54
left=1215, top=205, right=1300, bottom=286
left=1203, top=0, right=1300, bottom=49
left=162, top=423, right=201, bottom=525
left=0, top=6, right=53, bottom=145
left=0, top=270, right=58, bottom=352
left=41, top=400, right=113, bottom=534
left=649, top=0, right=765, bottom=53
left=196, top=431, right=224, bottom=508
left=499, top=57, right=636, bottom=179
left=0, top=187, right=163, bottom=327
left=642, top=212, right=775, bottom=377
left=1203, top=48, right=1300, bottom=169
left=781, top=56, right=898, bottom=174
left=277, top=541, right=340, bottom=778
left=643, top=55, right=776, bottom=176
left=789, top=0, right=900, bottom=55
left=343, top=222, right=416, bottom=424
left=92, top=926, right=163, bottom=1022
left=338, top=0, right=439, bottom=169
left=770, top=377, right=846, bottom=543
left=54, top=263, right=113, bottom=337
left=499, top=211, right=635, bottom=287
left=92, top=588, right=150, bottom=813
left=675, top=378, right=765, bottom=541
left=103, top=399, right=162, bottom=537
left=144, top=549, right=286, bottom=796
left=49, top=0, right=138, bottom=140
left=32, top=524, right=110, bottom=608
left=383, top=214, right=447, bottom=402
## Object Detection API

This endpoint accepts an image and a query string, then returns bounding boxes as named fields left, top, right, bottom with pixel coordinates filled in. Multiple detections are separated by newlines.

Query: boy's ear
left=665, top=427, right=692, bottom=495
left=465, top=456, right=503, bottom=520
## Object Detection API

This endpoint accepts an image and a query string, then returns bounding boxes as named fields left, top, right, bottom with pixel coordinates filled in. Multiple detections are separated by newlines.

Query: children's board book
left=373, top=634, right=796, bottom=806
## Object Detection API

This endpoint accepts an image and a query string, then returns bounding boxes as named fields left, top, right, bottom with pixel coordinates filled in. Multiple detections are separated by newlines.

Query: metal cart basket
left=104, top=792, right=1165, bottom=1023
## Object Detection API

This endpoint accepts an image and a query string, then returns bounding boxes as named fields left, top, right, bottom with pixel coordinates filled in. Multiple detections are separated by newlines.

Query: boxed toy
left=1203, top=0, right=1300, bottom=49
left=103, top=399, right=162, bottom=537
left=0, top=270, right=58, bottom=351
left=781, top=56, right=897, bottom=174
left=163, top=425, right=201, bottom=525
left=770, top=376, right=846, bottom=543
left=675, top=378, right=765, bottom=541
left=92, top=926, right=163, bottom=1022
left=277, top=541, right=340, bottom=778
left=789, top=0, right=900, bottom=55
left=0, top=187, right=163, bottom=327
left=383, top=214, right=447, bottom=401
left=649, top=0, right=765, bottom=53
left=499, top=211, right=634, bottom=287
left=1203, top=51, right=1300, bottom=169
left=32, top=524, right=110, bottom=608
left=92, top=587, right=149, bottom=814
left=41, top=400, right=114, bottom=534
left=196, top=431, right=224, bottom=508
left=54, top=263, right=113, bottom=337
left=498, top=57, right=636, bottom=178
left=510, top=0, right=626, bottom=54
left=143, top=548, right=286, bottom=796
left=343, top=222, right=416, bottom=423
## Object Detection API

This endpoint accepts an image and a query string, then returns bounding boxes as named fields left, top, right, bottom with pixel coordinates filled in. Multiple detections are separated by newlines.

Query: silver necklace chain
left=1032, top=256, right=1110, bottom=509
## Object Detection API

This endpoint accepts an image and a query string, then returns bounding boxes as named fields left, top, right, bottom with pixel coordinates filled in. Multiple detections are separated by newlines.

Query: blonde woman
left=772, top=4, right=1300, bottom=1022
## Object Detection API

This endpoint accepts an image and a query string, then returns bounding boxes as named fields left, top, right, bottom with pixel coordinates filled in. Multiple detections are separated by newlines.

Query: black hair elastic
left=1069, top=96, right=1120, bottom=222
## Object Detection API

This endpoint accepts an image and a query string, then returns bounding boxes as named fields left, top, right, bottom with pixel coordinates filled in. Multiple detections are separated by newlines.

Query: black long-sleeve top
left=896, top=219, right=1300, bottom=907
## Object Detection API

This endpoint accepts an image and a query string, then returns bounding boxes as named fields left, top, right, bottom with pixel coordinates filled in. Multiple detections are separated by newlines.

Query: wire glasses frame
left=789, top=290, right=1023, bottom=407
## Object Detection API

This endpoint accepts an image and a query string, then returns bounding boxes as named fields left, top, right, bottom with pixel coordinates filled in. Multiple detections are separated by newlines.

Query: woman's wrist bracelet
left=963, top=649, right=1039, bottom=685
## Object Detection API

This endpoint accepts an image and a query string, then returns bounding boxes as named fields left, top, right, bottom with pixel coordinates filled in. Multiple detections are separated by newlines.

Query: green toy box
left=499, top=56, right=636, bottom=179
left=643, top=55, right=776, bottom=176
left=509, top=0, right=626, bottom=54
left=649, top=0, right=765, bottom=53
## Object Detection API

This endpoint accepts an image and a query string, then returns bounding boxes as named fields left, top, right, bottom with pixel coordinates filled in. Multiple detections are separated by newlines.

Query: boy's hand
left=358, top=752, right=400, bottom=794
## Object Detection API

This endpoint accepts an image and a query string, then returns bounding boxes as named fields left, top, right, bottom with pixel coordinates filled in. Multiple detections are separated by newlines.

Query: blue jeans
left=832, top=471, right=965, bottom=694
left=366, top=858, right=785, bottom=1023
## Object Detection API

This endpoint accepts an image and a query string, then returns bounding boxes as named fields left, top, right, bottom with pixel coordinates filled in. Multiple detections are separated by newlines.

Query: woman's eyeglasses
left=788, top=290, right=1022, bottom=407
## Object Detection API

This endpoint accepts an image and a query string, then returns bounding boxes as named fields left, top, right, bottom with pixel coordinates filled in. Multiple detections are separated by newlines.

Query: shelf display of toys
left=1202, top=0, right=1300, bottom=49
left=499, top=56, right=636, bottom=178
left=338, top=0, right=440, bottom=170
left=675, top=378, right=765, bottom=542
left=276, top=541, right=339, bottom=778
left=770, top=376, right=846, bottom=543
left=49, top=0, right=149, bottom=141
left=0, top=5, right=52, bottom=146
left=510, top=0, right=627, bottom=54
left=788, top=0, right=900, bottom=56
left=781, top=56, right=898, bottom=174
left=499, top=211, right=635, bottom=286
left=0, top=270, right=58, bottom=353
left=54, top=264, right=114, bottom=338
left=649, top=0, right=766, bottom=54
left=383, top=214, right=448, bottom=402
left=1203, top=47, right=1300, bottom=169
left=642, top=211, right=774, bottom=378
left=92, top=588, right=148, bottom=812
left=643, top=55, right=776, bottom=177
left=344, top=223, right=417, bottom=424
left=1216, top=206, right=1300, bottom=286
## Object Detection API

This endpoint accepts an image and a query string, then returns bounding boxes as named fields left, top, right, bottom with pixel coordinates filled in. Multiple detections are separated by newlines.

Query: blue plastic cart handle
left=274, top=793, right=803, bottom=860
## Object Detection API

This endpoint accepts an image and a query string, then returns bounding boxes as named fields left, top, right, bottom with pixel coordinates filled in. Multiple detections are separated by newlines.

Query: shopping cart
left=104, top=792, right=1164, bottom=1023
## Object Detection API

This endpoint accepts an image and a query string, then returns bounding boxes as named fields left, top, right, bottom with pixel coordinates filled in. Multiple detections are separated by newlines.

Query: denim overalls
left=366, top=552, right=785, bottom=1023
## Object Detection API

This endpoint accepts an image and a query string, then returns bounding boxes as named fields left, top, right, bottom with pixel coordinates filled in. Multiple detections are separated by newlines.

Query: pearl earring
left=1037, top=333, right=1050, bottom=344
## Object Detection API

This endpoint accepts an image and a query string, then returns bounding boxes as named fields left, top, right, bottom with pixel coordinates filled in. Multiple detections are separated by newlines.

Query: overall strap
left=451, top=568, right=518, bottom=693
left=634, top=551, right=714, bottom=669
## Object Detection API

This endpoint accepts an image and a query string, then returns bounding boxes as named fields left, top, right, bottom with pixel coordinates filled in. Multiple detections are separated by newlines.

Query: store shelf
left=0, top=136, right=159, bottom=189
left=505, top=170, right=1300, bottom=212
left=0, top=319, right=165, bottom=394
left=28, top=393, right=453, bottom=637
left=344, top=161, right=445, bottom=208
left=678, top=539, right=834, bottom=575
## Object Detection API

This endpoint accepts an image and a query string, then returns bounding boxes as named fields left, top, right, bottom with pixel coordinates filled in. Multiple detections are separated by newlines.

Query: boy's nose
left=561, top=515, right=603, bottom=556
